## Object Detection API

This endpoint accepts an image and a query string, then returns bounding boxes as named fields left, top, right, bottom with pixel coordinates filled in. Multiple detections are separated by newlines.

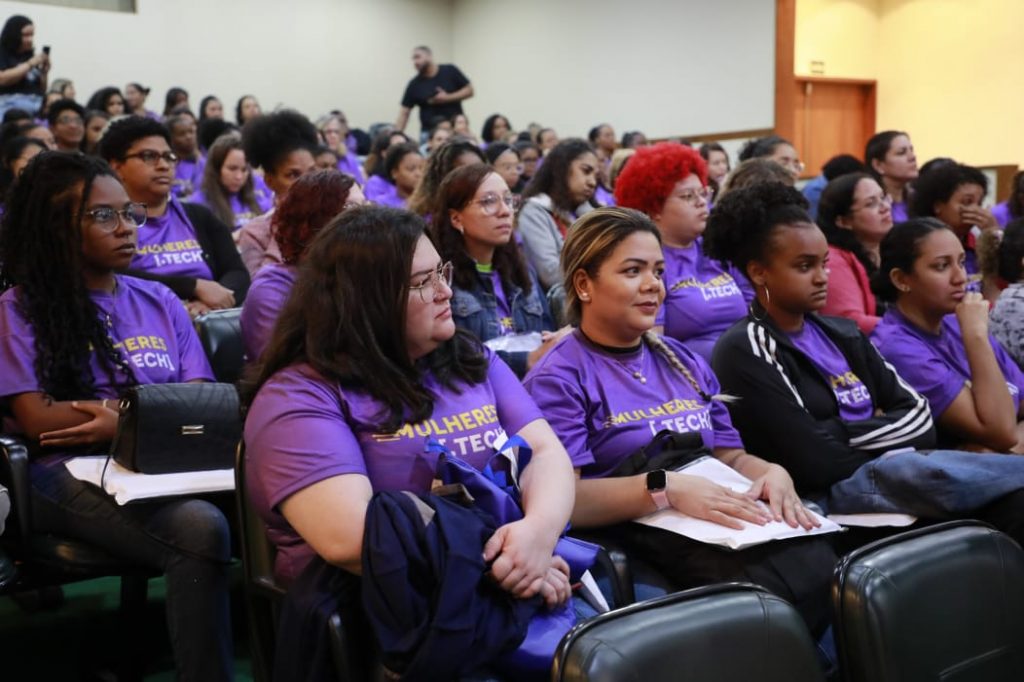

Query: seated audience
left=80, top=109, right=109, bottom=156
left=167, top=112, right=204, bottom=198
left=364, top=142, right=422, bottom=208
left=431, top=164, right=565, bottom=377
left=236, top=95, right=261, bottom=126
left=47, top=98, right=85, bottom=152
left=236, top=109, right=320, bottom=274
left=817, top=172, right=894, bottom=333
left=484, top=142, right=524, bottom=193
left=737, top=135, right=803, bottom=182
left=313, top=145, right=338, bottom=170
left=450, top=112, right=479, bottom=145
left=517, top=138, right=599, bottom=291
left=85, top=86, right=127, bottom=117
left=514, top=140, right=541, bottom=187
left=699, top=142, right=730, bottom=203
left=163, top=86, right=189, bottom=117
left=243, top=208, right=577, bottom=632
left=240, top=169, right=361, bottom=362
left=620, top=131, right=647, bottom=149
left=0, top=152, right=233, bottom=681
left=523, top=206, right=835, bottom=638
left=422, top=118, right=452, bottom=155
left=990, top=219, right=1024, bottom=369
left=189, top=133, right=272, bottom=232
left=865, top=130, right=917, bottom=223
left=615, top=142, right=751, bottom=361
left=481, top=113, right=512, bottom=149
left=910, top=162, right=997, bottom=278
left=361, top=129, right=408, bottom=193
left=408, top=138, right=484, bottom=216
left=124, top=82, right=159, bottom=120
left=99, top=116, right=249, bottom=315
left=317, top=112, right=364, bottom=185
left=871, top=218, right=1024, bottom=452
left=536, top=127, right=558, bottom=155
left=198, top=95, right=223, bottom=123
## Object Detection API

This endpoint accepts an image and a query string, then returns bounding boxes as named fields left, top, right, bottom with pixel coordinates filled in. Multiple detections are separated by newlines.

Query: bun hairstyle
left=870, top=217, right=949, bottom=302
left=703, top=182, right=811, bottom=280
left=561, top=206, right=730, bottom=404
left=241, top=109, right=319, bottom=174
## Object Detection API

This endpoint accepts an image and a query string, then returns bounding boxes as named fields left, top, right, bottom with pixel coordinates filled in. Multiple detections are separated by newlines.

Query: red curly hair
left=272, top=169, right=355, bottom=264
left=614, top=142, right=708, bottom=217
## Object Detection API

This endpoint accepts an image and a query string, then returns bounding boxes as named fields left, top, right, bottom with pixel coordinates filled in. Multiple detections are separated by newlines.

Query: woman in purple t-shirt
left=0, top=153, right=232, bottom=681
left=364, top=142, right=422, bottom=209
left=189, top=133, right=272, bottom=231
left=244, top=206, right=575, bottom=615
left=870, top=218, right=1024, bottom=452
left=865, top=130, right=918, bottom=223
left=524, top=207, right=835, bottom=638
left=615, top=142, right=752, bottom=361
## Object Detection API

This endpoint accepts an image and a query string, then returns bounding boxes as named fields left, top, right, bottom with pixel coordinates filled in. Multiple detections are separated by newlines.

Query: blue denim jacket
left=451, top=270, right=553, bottom=377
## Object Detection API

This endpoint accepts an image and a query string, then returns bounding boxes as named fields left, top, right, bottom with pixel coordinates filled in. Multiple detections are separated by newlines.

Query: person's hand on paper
left=667, top=473, right=771, bottom=530
left=39, top=401, right=119, bottom=448
left=745, top=464, right=820, bottom=530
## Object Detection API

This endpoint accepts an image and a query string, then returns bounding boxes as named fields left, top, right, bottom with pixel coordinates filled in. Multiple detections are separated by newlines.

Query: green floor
left=0, top=567, right=256, bottom=681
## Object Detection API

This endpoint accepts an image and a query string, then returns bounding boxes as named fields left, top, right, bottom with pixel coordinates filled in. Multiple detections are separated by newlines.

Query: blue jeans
left=30, top=460, right=234, bottom=682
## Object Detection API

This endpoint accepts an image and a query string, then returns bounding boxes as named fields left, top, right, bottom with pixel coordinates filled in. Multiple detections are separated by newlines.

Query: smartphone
left=42, top=46, right=50, bottom=56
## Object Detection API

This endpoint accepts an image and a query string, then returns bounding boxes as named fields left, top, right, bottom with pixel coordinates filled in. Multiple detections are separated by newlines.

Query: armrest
left=0, top=434, right=32, bottom=540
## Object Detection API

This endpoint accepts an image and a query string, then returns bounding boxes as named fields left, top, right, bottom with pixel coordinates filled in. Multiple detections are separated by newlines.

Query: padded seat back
left=194, top=308, right=244, bottom=384
left=553, top=582, right=824, bottom=682
left=833, top=521, right=1024, bottom=682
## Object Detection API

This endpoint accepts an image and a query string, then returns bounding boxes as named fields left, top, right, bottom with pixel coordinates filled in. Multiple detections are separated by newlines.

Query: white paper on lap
left=65, top=455, right=233, bottom=506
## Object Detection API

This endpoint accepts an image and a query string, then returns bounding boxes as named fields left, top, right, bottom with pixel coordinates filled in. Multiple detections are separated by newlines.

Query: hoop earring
left=750, top=285, right=770, bottom=322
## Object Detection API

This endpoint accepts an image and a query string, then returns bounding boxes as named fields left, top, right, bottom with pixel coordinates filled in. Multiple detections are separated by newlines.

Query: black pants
left=599, top=523, right=837, bottom=638
left=30, top=460, right=234, bottom=682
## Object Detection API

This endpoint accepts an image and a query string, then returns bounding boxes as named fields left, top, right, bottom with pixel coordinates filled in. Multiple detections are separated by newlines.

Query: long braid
left=643, top=331, right=737, bottom=404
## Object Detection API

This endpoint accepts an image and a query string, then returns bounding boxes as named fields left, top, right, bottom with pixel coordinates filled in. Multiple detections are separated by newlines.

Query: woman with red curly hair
left=615, top=142, right=752, bottom=361
left=240, top=169, right=364, bottom=362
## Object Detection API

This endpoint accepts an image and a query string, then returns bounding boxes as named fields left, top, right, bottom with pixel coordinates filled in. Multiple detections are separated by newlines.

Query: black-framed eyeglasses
left=123, top=150, right=179, bottom=166
left=82, top=203, right=147, bottom=232
left=470, top=193, right=521, bottom=216
left=409, top=261, right=454, bottom=303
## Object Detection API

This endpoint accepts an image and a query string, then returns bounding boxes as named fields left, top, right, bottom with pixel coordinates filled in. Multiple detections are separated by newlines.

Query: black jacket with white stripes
left=711, top=307, right=935, bottom=497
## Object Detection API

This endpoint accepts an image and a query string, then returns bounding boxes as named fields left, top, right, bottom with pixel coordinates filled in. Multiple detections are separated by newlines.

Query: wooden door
left=792, top=77, right=876, bottom=179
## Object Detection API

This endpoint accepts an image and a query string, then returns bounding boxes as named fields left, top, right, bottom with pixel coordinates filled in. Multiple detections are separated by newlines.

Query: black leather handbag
left=111, top=383, right=242, bottom=474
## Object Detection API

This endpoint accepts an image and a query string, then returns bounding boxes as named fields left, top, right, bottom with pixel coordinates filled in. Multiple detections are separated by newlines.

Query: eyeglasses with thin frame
left=123, top=150, right=179, bottom=166
left=851, top=194, right=893, bottom=213
left=470, top=192, right=521, bottom=216
left=56, top=114, right=83, bottom=126
left=82, top=202, right=147, bottom=233
left=409, top=261, right=454, bottom=303
left=668, top=187, right=713, bottom=206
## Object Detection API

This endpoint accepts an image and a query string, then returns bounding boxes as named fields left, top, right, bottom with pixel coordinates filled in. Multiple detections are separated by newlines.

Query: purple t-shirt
left=523, top=331, right=742, bottom=479
left=787, top=321, right=874, bottom=422
left=594, top=185, right=616, bottom=207
left=188, top=190, right=274, bottom=231
left=364, top=175, right=405, bottom=208
left=172, top=154, right=206, bottom=198
left=336, top=154, right=365, bottom=187
left=891, top=200, right=909, bottom=224
left=658, top=239, right=751, bottom=362
left=244, top=349, right=543, bottom=581
left=0, top=276, right=214, bottom=464
left=240, top=263, right=297, bottom=362
left=993, top=201, right=1013, bottom=228
left=871, top=308, right=1024, bottom=417
left=132, top=196, right=215, bottom=280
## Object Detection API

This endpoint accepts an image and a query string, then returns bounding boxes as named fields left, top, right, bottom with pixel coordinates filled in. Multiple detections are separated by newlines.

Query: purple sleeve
left=240, top=272, right=290, bottom=362
left=873, top=333, right=966, bottom=417
left=0, top=294, right=42, bottom=398
left=487, top=350, right=544, bottom=435
left=245, top=366, right=367, bottom=513
left=523, top=364, right=596, bottom=470
left=161, top=285, right=215, bottom=382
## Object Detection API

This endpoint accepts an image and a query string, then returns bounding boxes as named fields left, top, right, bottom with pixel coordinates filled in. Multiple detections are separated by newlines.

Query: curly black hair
left=0, top=152, right=137, bottom=399
left=703, top=182, right=811, bottom=280
left=522, top=138, right=597, bottom=214
left=241, top=109, right=319, bottom=174
left=909, top=162, right=987, bottom=219
left=97, top=116, right=170, bottom=162
left=407, top=138, right=484, bottom=216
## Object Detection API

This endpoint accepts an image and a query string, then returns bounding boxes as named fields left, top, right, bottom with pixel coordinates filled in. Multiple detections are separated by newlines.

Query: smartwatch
left=646, top=469, right=670, bottom=511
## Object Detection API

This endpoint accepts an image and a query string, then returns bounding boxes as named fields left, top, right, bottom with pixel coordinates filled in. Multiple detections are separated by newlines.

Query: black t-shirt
left=400, top=63, right=470, bottom=131
left=0, top=50, right=40, bottom=96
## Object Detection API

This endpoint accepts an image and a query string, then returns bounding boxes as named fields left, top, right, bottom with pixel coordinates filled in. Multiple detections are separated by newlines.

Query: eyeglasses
left=82, top=202, right=147, bottom=232
left=668, top=187, right=713, bottom=206
left=56, top=115, right=83, bottom=126
left=852, top=194, right=893, bottom=212
left=470, top=192, right=521, bottom=215
left=123, top=150, right=179, bottom=166
left=409, top=261, right=454, bottom=303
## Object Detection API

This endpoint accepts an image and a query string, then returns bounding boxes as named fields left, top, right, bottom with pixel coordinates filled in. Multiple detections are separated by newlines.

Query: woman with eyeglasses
left=430, top=164, right=567, bottom=378
left=317, top=112, right=364, bottom=186
left=99, top=116, right=249, bottom=317
left=615, top=142, right=752, bottom=361
left=816, top=173, right=894, bottom=334
left=240, top=169, right=362, bottom=362
left=244, top=206, right=576, bottom=636
left=0, top=152, right=233, bottom=681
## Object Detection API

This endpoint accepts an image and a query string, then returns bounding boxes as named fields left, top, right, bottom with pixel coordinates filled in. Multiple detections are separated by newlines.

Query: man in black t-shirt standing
left=395, top=45, right=473, bottom=138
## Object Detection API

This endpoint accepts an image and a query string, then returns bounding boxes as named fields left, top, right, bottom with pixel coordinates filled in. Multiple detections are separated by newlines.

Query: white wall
left=451, top=0, right=776, bottom=140
left=3, top=0, right=453, bottom=125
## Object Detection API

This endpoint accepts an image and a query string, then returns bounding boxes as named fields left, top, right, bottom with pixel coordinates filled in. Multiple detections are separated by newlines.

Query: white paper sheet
left=65, top=456, right=233, bottom=505
left=826, top=513, right=917, bottom=528
left=633, top=457, right=842, bottom=550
